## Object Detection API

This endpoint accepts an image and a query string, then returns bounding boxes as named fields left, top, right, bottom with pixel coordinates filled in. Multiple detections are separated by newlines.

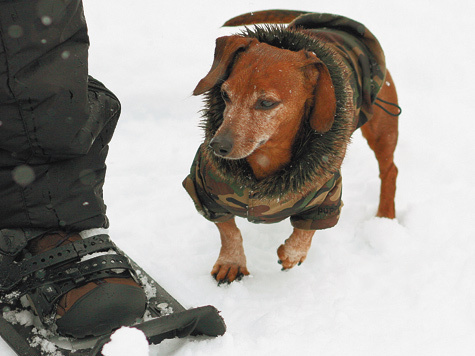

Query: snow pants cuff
left=0, top=130, right=115, bottom=231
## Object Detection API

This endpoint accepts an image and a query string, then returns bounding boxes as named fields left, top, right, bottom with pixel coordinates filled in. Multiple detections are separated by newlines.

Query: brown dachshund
left=184, top=11, right=399, bottom=283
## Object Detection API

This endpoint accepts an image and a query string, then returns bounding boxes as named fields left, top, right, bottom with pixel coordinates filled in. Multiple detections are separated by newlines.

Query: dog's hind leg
left=277, top=228, right=316, bottom=270
left=211, top=218, right=250, bottom=283
left=361, top=70, right=399, bottom=219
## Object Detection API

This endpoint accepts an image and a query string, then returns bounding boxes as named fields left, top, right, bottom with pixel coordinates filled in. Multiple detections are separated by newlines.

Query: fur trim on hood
left=198, top=25, right=356, bottom=199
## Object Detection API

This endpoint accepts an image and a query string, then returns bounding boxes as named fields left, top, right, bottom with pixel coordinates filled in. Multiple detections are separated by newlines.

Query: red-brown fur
left=193, top=12, right=399, bottom=283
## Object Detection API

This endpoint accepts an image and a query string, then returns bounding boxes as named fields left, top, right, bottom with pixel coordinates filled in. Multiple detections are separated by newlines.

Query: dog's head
left=194, top=35, right=336, bottom=160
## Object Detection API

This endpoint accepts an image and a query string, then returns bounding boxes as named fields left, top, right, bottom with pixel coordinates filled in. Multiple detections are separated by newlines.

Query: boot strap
left=0, top=234, right=138, bottom=326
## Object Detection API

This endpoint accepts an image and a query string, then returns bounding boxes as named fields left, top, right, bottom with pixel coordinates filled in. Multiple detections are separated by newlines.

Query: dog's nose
left=209, top=136, right=233, bottom=157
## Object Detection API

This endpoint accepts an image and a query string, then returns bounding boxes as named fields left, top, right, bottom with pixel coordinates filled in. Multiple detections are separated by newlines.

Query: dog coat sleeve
left=182, top=147, right=236, bottom=223
left=289, top=171, right=343, bottom=230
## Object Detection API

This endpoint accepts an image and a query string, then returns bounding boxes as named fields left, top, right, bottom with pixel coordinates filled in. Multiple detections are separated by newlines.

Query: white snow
left=2, top=309, right=34, bottom=327
left=2, top=1, right=475, bottom=355
left=101, top=327, right=149, bottom=356
left=29, top=335, right=62, bottom=356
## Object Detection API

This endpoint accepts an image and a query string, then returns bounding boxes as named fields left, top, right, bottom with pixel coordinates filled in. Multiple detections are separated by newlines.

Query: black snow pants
left=0, top=0, right=120, bottom=231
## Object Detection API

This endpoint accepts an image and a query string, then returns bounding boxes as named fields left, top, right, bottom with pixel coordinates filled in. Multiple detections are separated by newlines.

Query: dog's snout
left=209, top=136, right=233, bottom=157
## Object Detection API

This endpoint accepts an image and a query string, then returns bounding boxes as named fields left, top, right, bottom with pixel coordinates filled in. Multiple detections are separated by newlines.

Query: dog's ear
left=306, top=55, right=337, bottom=133
left=193, top=36, right=257, bottom=95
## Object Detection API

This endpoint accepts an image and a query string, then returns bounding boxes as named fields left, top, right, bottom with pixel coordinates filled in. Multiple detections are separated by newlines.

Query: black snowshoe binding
left=0, top=229, right=226, bottom=356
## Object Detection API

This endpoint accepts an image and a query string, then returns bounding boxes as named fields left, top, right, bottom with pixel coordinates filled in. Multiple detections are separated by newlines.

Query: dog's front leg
left=211, top=218, right=250, bottom=283
left=277, top=228, right=316, bottom=270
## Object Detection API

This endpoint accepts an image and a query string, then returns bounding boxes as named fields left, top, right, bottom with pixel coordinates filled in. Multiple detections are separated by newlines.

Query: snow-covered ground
left=2, top=1, right=475, bottom=355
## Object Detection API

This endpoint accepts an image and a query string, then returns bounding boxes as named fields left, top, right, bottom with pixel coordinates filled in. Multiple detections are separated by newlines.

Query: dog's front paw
left=211, top=262, right=250, bottom=284
left=277, top=244, right=308, bottom=270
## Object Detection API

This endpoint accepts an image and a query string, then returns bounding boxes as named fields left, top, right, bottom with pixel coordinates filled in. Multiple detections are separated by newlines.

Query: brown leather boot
left=27, top=232, right=147, bottom=338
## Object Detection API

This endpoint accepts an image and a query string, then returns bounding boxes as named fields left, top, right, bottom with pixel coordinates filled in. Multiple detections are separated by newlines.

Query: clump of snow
left=102, top=327, right=149, bottom=356
left=0, top=291, right=21, bottom=303
left=2, top=308, right=34, bottom=327
left=136, top=269, right=158, bottom=300
left=156, top=302, right=173, bottom=316
left=29, top=335, right=62, bottom=356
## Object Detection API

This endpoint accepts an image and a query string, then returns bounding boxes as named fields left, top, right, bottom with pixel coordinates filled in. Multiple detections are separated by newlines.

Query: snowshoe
left=0, top=229, right=226, bottom=356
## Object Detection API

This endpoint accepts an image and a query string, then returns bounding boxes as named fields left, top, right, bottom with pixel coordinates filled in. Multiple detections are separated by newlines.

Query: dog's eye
left=221, top=90, right=231, bottom=103
left=256, top=100, right=279, bottom=110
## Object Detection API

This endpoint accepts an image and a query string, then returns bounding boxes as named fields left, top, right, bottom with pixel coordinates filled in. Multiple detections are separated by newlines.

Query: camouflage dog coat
left=184, top=13, right=386, bottom=230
